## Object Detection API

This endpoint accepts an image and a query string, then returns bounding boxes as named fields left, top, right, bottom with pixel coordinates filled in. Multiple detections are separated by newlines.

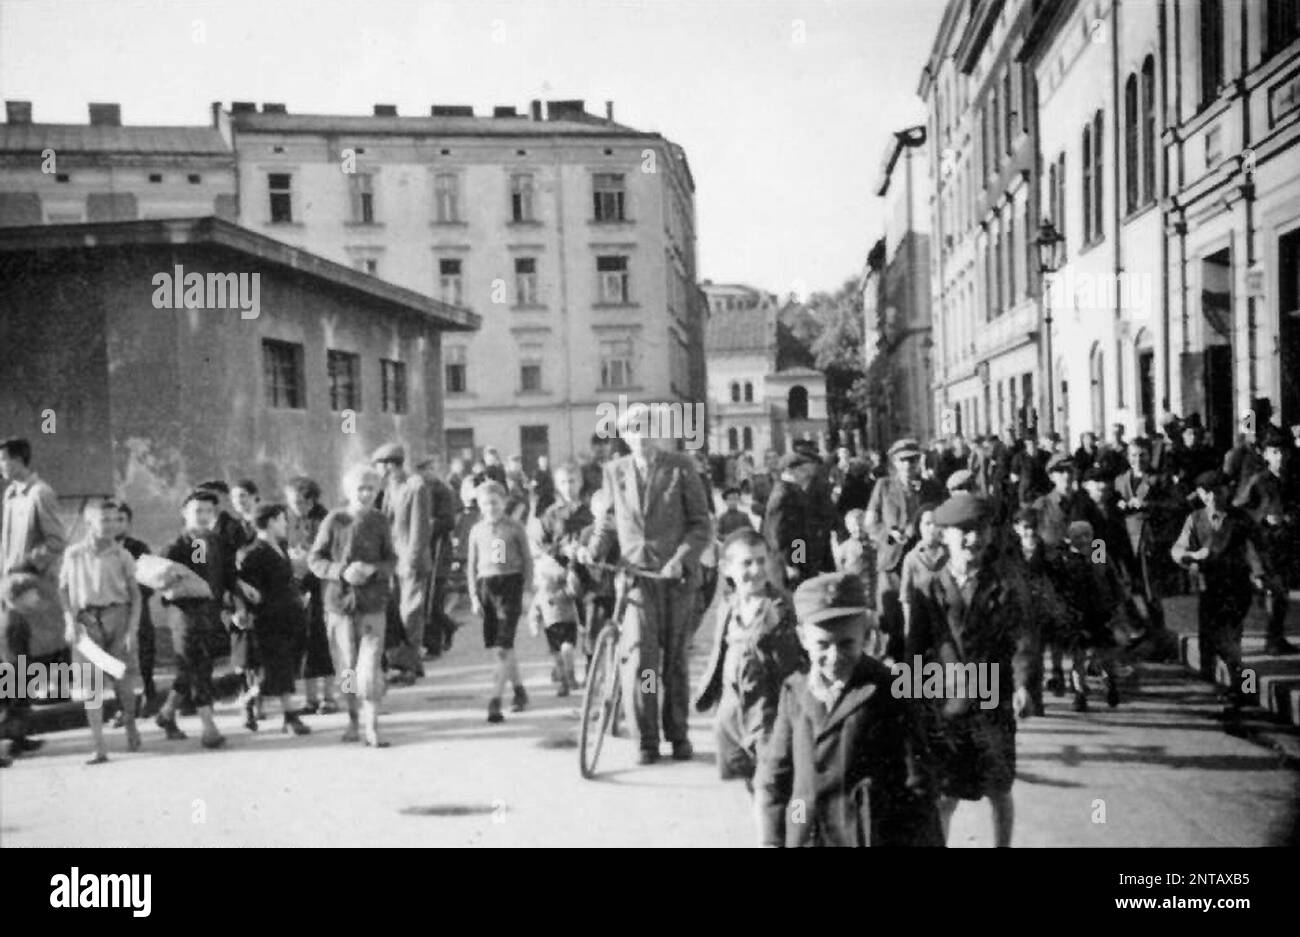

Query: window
left=1023, top=200, right=1034, bottom=297
left=268, top=173, right=293, bottom=223
left=55, top=173, right=70, bottom=183
left=742, top=427, right=753, bottom=450
left=439, top=258, right=463, bottom=305
left=326, top=350, right=361, bottom=412
left=511, top=173, right=535, bottom=222
left=744, top=381, right=754, bottom=403
left=445, top=346, right=468, bottom=394
left=1125, top=74, right=1139, bottom=214
left=1266, top=0, right=1300, bottom=56
left=599, top=338, right=634, bottom=388
left=728, top=427, right=739, bottom=451
left=1003, top=67, right=1015, bottom=154
left=1200, top=0, right=1224, bottom=105
left=188, top=173, right=201, bottom=185
left=1092, top=111, right=1104, bottom=242
left=514, top=257, right=538, bottom=305
left=357, top=258, right=378, bottom=275
left=350, top=172, right=375, bottom=224
left=262, top=339, right=305, bottom=409
left=445, top=428, right=474, bottom=460
left=434, top=173, right=460, bottom=222
left=1057, top=152, right=1067, bottom=251
left=993, top=219, right=1003, bottom=314
left=519, top=343, right=543, bottom=392
left=788, top=386, right=809, bottom=420
left=730, top=382, right=741, bottom=402
left=380, top=359, right=407, bottom=414
left=596, top=255, right=629, bottom=303
left=1006, top=210, right=1016, bottom=302
left=1141, top=56, right=1156, bottom=206
left=1082, top=124, right=1094, bottom=244
left=148, top=173, right=163, bottom=184
left=1020, top=63, right=1031, bottom=133
left=593, top=173, right=626, bottom=221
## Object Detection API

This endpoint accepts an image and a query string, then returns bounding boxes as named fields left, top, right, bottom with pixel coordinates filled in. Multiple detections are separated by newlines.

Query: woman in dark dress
left=237, top=504, right=310, bottom=735
left=285, top=477, right=336, bottom=714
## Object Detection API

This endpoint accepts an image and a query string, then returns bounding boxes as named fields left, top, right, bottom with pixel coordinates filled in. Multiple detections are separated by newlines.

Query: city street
left=2, top=601, right=1297, bottom=848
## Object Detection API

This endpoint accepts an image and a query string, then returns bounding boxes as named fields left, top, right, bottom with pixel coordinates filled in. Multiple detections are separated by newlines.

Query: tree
left=778, top=277, right=868, bottom=445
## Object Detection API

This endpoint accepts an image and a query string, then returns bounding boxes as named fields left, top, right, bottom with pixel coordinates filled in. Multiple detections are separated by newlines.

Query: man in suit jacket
left=584, top=405, right=711, bottom=764
left=755, top=573, right=943, bottom=847
left=865, top=438, right=940, bottom=660
left=762, top=453, right=815, bottom=589
left=373, top=443, right=432, bottom=683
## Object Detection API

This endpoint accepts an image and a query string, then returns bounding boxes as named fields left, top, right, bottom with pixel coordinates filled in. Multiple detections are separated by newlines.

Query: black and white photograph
left=1, top=0, right=1298, bottom=886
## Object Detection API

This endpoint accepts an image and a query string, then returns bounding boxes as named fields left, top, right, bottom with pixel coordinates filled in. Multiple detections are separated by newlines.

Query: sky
left=0, top=0, right=944, bottom=297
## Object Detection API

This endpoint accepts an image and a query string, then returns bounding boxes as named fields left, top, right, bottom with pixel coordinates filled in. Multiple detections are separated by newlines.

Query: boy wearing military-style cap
left=753, top=572, right=943, bottom=848
left=1234, top=428, right=1299, bottom=654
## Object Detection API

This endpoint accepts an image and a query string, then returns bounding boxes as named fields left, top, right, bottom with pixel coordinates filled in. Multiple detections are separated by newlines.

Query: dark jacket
left=763, top=478, right=809, bottom=581
left=307, top=507, right=397, bottom=615
left=755, top=655, right=944, bottom=847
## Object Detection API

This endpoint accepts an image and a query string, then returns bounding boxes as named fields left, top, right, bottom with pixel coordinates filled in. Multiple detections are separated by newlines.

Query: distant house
left=0, top=216, right=478, bottom=546
left=703, top=281, right=828, bottom=456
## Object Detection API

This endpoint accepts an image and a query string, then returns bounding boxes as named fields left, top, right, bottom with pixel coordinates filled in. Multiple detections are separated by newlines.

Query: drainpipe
left=1158, top=0, right=1171, bottom=414
left=1111, top=0, right=1124, bottom=423
left=1240, top=0, right=1258, bottom=404
left=554, top=140, right=575, bottom=460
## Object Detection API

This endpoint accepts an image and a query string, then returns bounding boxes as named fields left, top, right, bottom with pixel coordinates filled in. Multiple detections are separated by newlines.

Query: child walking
left=528, top=558, right=580, bottom=697
left=467, top=481, right=532, bottom=723
left=58, top=499, right=144, bottom=764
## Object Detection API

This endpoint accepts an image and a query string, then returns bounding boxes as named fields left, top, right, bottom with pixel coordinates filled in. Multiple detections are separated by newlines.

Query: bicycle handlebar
left=582, top=560, right=679, bottom=580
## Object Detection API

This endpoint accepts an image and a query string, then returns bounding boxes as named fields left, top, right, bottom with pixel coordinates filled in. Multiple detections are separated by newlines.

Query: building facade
left=0, top=217, right=476, bottom=546
left=921, top=0, right=1043, bottom=443
left=226, top=100, right=706, bottom=469
left=862, top=126, right=934, bottom=449
left=702, top=281, right=829, bottom=455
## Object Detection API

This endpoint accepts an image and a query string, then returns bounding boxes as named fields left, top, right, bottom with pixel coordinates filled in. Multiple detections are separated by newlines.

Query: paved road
left=2, top=601, right=1297, bottom=847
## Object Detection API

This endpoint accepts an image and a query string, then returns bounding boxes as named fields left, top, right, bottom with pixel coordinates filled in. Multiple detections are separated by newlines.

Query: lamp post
left=1036, top=219, right=1064, bottom=435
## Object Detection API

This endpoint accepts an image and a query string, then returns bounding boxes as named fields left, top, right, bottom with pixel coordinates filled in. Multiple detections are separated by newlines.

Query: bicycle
left=577, top=560, right=679, bottom=779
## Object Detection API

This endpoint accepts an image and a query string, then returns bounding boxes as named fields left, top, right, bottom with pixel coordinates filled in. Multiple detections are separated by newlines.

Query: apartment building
left=226, top=99, right=706, bottom=468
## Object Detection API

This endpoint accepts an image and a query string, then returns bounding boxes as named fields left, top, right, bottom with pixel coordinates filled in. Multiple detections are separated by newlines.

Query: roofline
left=917, top=0, right=966, bottom=98
left=0, top=216, right=480, bottom=331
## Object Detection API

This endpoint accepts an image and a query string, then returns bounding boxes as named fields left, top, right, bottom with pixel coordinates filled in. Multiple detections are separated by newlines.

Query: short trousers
left=934, top=704, right=1016, bottom=801
left=478, top=574, right=524, bottom=650
left=543, top=620, right=578, bottom=654
left=71, top=604, right=140, bottom=682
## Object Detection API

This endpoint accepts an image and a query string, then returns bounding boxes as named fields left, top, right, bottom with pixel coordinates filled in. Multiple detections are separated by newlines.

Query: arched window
left=788, top=386, right=809, bottom=420
left=1082, top=124, right=1093, bottom=243
left=1124, top=73, right=1139, bottom=213
left=727, top=427, right=739, bottom=451
left=1141, top=56, right=1156, bottom=205
left=742, top=427, right=753, bottom=451
left=1090, top=342, right=1106, bottom=436
left=730, top=381, right=740, bottom=402
left=743, top=381, right=753, bottom=402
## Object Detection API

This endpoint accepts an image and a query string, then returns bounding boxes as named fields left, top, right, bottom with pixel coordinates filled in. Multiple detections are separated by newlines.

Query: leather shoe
left=671, top=740, right=694, bottom=761
left=637, top=747, right=660, bottom=765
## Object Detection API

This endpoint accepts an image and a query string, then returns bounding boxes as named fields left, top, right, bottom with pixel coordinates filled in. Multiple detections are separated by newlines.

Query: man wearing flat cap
left=906, top=491, right=1035, bottom=847
left=754, top=572, right=943, bottom=847
left=865, top=438, right=941, bottom=660
left=763, top=452, right=815, bottom=589
left=792, top=439, right=837, bottom=575
left=1172, top=471, right=1269, bottom=711
left=372, top=443, right=432, bottom=684
left=583, top=403, right=711, bottom=764
left=1232, top=428, right=1298, bottom=655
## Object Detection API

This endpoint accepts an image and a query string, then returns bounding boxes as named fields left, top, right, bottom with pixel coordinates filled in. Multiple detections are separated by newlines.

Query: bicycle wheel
left=578, top=625, right=620, bottom=779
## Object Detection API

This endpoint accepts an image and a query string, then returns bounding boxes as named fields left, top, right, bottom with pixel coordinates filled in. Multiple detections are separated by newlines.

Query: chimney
left=546, top=99, right=586, bottom=121
left=88, top=103, right=121, bottom=126
left=493, top=105, right=518, bottom=117
left=605, top=100, right=614, bottom=120
left=430, top=104, right=474, bottom=117
left=261, top=103, right=287, bottom=114
left=373, top=104, right=397, bottom=117
left=5, top=101, right=32, bottom=124
left=231, top=101, right=257, bottom=114
left=529, top=99, right=542, bottom=121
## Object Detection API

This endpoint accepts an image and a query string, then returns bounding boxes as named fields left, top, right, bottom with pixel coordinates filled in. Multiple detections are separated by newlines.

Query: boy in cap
left=716, top=487, right=754, bottom=540
left=754, top=572, right=943, bottom=847
left=906, top=490, right=1035, bottom=847
left=1233, top=429, right=1298, bottom=655
left=1172, top=471, right=1268, bottom=713
left=1054, top=520, right=1124, bottom=711
left=695, top=528, right=805, bottom=787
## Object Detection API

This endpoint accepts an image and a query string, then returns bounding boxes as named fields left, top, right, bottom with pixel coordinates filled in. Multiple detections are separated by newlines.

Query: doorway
left=1200, top=248, right=1234, bottom=451
left=519, top=425, right=549, bottom=475
left=1280, top=229, right=1300, bottom=431
left=1136, top=330, right=1156, bottom=437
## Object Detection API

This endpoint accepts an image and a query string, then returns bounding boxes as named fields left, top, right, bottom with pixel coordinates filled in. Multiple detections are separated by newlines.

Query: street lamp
left=1036, top=218, right=1065, bottom=434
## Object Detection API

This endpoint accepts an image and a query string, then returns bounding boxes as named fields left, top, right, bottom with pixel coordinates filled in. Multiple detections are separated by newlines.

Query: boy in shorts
left=59, top=498, right=143, bottom=764
left=467, top=481, right=532, bottom=723
left=528, top=559, right=580, bottom=696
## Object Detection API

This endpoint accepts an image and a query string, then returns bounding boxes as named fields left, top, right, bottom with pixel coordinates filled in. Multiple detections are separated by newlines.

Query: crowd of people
left=0, top=400, right=1296, bottom=845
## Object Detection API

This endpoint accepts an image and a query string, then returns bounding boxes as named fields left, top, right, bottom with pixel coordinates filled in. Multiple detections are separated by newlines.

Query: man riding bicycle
left=578, top=404, right=711, bottom=765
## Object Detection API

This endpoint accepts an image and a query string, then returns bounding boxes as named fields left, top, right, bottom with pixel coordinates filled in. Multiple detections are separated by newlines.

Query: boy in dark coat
left=695, top=529, right=805, bottom=786
left=754, top=573, right=943, bottom=847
